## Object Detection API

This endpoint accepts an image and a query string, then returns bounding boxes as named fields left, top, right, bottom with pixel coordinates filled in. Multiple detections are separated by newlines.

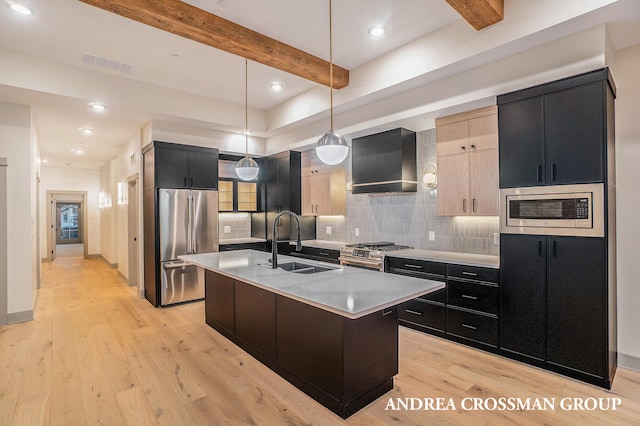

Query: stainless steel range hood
left=351, top=128, right=417, bottom=194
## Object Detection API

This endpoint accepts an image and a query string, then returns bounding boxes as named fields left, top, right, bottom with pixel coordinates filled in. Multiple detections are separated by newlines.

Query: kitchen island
left=180, top=250, right=444, bottom=418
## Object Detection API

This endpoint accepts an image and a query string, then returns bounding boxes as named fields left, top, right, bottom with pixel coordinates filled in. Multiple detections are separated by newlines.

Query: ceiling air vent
left=82, top=53, right=132, bottom=74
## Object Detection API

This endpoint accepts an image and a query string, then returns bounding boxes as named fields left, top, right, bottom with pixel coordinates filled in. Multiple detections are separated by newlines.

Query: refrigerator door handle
left=191, top=194, right=197, bottom=253
left=186, top=193, right=192, bottom=254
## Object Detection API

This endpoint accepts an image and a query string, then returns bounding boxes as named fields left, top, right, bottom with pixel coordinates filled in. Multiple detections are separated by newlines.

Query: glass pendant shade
left=316, top=0, right=349, bottom=166
left=316, top=130, right=349, bottom=165
left=236, top=155, right=259, bottom=181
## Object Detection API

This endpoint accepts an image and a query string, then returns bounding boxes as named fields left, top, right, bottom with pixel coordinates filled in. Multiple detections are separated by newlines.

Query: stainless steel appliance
left=339, top=242, right=412, bottom=271
left=500, top=183, right=604, bottom=237
left=159, top=188, right=218, bottom=306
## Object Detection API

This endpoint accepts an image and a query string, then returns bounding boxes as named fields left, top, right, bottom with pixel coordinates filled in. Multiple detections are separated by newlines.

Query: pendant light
left=236, top=59, right=260, bottom=181
left=315, top=0, right=349, bottom=166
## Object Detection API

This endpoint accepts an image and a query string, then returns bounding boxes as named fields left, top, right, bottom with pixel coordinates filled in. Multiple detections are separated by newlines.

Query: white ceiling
left=1, top=0, right=639, bottom=168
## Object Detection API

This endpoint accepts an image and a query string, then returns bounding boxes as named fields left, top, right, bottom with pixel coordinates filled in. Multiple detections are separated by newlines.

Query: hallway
left=1, top=258, right=640, bottom=425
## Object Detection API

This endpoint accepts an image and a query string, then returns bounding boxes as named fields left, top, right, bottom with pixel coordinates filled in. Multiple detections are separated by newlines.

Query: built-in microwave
left=500, top=183, right=604, bottom=237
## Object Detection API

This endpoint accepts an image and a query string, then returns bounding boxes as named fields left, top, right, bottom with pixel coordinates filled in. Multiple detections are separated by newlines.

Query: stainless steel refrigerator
left=158, top=188, right=218, bottom=306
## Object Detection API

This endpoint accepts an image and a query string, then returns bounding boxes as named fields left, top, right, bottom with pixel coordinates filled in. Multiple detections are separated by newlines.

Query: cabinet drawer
left=304, top=247, right=340, bottom=262
left=447, top=264, right=499, bottom=283
left=387, top=257, right=447, bottom=280
left=447, top=279, right=498, bottom=315
left=398, top=299, right=445, bottom=332
left=446, top=308, right=498, bottom=347
left=415, top=287, right=445, bottom=304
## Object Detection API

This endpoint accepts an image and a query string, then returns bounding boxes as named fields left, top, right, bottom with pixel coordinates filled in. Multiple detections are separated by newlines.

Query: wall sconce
left=422, top=165, right=437, bottom=189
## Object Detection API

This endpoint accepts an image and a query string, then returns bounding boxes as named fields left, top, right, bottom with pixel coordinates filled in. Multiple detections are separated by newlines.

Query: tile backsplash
left=218, top=213, right=252, bottom=240
left=316, top=129, right=500, bottom=256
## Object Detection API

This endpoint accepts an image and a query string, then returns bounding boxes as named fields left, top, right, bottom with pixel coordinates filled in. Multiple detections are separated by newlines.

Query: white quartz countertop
left=179, top=250, right=444, bottom=319
left=388, top=249, right=500, bottom=269
left=289, top=240, right=499, bottom=268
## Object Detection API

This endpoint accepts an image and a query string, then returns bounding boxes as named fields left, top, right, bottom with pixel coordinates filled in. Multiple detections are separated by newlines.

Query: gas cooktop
left=343, top=242, right=412, bottom=251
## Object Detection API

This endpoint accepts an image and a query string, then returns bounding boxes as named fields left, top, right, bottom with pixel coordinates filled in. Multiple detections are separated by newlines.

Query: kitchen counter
left=290, top=240, right=499, bottom=268
left=389, top=249, right=499, bottom=269
left=182, top=249, right=442, bottom=418
left=180, top=250, right=444, bottom=319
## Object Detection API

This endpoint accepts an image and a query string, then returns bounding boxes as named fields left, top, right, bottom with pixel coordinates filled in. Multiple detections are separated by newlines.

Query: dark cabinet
left=499, top=234, right=546, bottom=360
left=265, top=151, right=301, bottom=241
left=499, top=234, right=610, bottom=383
left=289, top=246, right=340, bottom=264
left=219, top=242, right=267, bottom=252
left=235, top=280, right=277, bottom=360
left=204, top=270, right=235, bottom=334
left=547, top=236, right=606, bottom=378
left=498, top=68, right=614, bottom=188
left=154, top=142, right=218, bottom=189
left=204, top=271, right=399, bottom=418
left=388, top=258, right=447, bottom=334
left=445, top=264, right=500, bottom=348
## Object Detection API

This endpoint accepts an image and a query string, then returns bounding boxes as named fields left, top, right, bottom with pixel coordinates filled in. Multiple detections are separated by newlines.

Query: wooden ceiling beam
left=444, top=0, right=504, bottom=30
left=78, top=0, right=349, bottom=89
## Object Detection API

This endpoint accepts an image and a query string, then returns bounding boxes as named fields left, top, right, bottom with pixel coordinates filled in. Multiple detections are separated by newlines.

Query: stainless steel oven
left=501, top=183, right=604, bottom=237
left=339, top=242, right=411, bottom=272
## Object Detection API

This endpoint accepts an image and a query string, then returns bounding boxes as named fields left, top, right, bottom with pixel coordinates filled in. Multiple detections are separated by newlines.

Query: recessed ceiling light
left=9, top=3, right=33, bottom=15
left=270, top=82, right=283, bottom=92
left=217, top=0, right=228, bottom=7
left=74, top=149, right=84, bottom=155
left=41, top=159, right=49, bottom=163
left=369, top=26, right=385, bottom=37
left=79, top=128, right=93, bottom=135
left=89, top=102, right=106, bottom=112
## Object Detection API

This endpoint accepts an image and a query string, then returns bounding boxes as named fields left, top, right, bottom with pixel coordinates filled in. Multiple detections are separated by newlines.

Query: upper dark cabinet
left=147, top=141, right=219, bottom=189
left=498, top=68, right=615, bottom=188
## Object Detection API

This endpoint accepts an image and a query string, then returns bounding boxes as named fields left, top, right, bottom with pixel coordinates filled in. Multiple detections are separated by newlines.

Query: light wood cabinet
left=301, top=150, right=346, bottom=216
left=436, top=106, right=499, bottom=216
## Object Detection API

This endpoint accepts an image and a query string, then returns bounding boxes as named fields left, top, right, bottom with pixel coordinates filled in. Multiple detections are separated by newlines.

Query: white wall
left=0, top=102, right=37, bottom=320
left=613, top=43, right=640, bottom=364
left=39, top=166, right=101, bottom=256
left=116, top=130, right=143, bottom=282
left=99, top=159, right=118, bottom=264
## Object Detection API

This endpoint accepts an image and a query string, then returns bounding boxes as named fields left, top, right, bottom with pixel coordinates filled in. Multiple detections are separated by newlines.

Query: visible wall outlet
left=354, top=227, right=360, bottom=237
left=494, top=233, right=500, bottom=245
left=428, top=231, right=435, bottom=241
left=326, top=226, right=332, bottom=235
left=224, top=225, right=231, bottom=234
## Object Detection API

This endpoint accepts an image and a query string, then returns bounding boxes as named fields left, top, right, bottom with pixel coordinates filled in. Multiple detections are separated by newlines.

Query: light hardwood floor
left=1, top=257, right=639, bottom=425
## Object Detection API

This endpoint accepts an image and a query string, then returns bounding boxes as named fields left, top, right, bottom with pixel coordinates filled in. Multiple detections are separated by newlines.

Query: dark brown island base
left=180, top=250, right=443, bottom=418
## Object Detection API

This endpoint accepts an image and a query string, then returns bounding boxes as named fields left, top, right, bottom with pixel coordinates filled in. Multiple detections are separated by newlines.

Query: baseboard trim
left=8, top=310, right=34, bottom=324
left=117, top=270, right=129, bottom=283
left=618, top=353, right=640, bottom=373
left=93, top=254, right=117, bottom=269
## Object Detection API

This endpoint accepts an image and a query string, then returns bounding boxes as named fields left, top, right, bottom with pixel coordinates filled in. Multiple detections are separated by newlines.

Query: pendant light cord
left=329, top=0, right=334, bottom=131
left=245, top=58, right=249, bottom=157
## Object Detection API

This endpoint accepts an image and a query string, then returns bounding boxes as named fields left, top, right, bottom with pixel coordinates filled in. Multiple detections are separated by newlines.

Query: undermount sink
left=277, top=261, right=337, bottom=274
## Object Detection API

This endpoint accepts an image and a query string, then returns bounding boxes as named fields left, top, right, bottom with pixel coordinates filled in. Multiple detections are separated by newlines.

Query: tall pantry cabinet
left=497, top=68, right=617, bottom=388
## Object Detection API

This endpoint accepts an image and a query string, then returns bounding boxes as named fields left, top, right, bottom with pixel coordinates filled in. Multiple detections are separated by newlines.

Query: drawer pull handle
left=383, top=309, right=394, bottom=316
left=461, top=294, right=478, bottom=300
left=404, top=264, right=422, bottom=269
left=462, top=272, right=478, bottom=277
left=319, top=252, right=331, bottom=256
left=405, top=309, right=423, bottom=316
left=462, top=324, right=477, bottom=330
